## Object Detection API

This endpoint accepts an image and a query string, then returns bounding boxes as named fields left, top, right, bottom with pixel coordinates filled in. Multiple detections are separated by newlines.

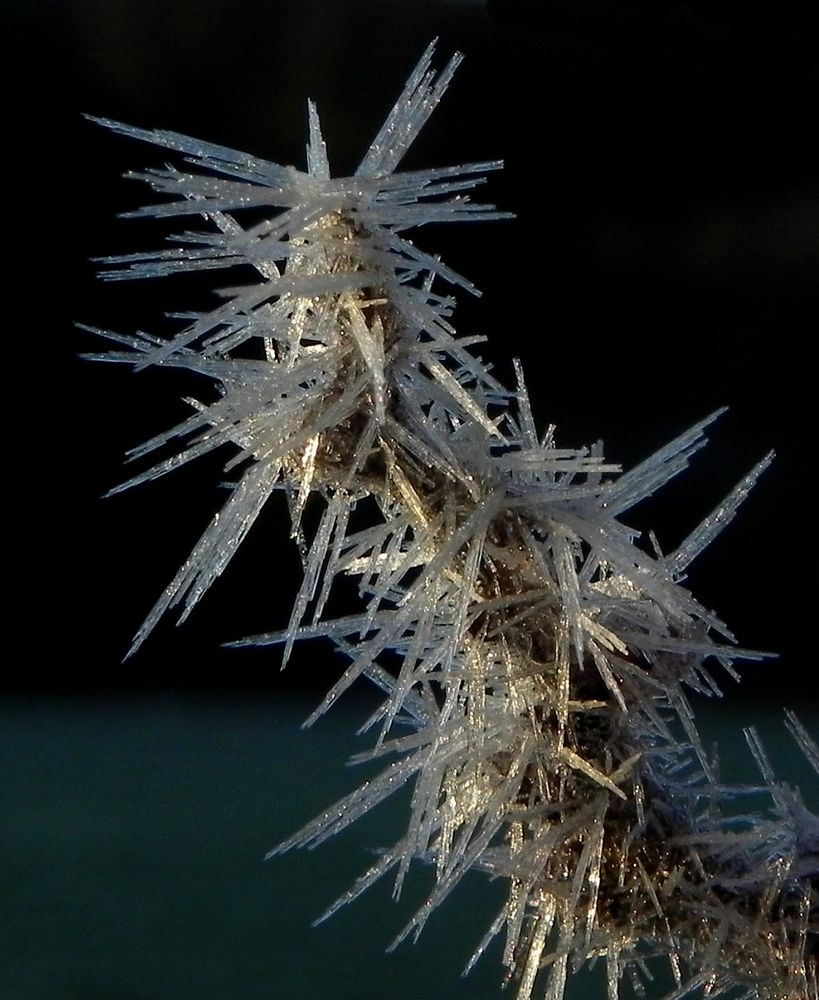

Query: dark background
left=11, top=0, right=818, bottom=701
left=5, top=2, right=818, bottom=998
left=6, top=0, right=819, bottom=698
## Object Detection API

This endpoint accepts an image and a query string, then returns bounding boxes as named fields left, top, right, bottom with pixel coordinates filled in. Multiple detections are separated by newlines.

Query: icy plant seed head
left=83, top=42, right=514, bottom=659
left=88, top=41, right=818, bottom=1000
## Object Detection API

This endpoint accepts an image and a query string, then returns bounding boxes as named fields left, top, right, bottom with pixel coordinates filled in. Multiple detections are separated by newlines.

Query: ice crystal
left=89, top=42, right=817, bottom=1000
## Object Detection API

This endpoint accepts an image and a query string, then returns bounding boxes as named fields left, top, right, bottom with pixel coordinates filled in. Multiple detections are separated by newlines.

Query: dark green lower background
left=3, top=695, right=816, bottom=1000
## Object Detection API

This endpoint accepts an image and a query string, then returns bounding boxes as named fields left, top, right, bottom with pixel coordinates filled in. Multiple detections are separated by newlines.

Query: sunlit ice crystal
left=88, top=40, right=817, bottom=1000
left=84, top=40, right=512, bottom=658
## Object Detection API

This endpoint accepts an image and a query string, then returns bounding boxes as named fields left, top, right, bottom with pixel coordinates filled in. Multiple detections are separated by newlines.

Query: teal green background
left=3, top=696, right=816, bottom=1000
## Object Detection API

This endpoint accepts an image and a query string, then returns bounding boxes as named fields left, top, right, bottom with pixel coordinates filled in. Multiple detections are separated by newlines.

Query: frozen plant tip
left=88, top=42, right=818, bottom=1000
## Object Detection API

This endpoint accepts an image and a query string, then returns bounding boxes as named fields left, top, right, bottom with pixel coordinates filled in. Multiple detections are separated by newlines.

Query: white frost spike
left=305, top=100, right=330, bottom=180
left=90, top=42, right=818, bottom=1000
left=356, top=40, right=461, bottom=177
left=667, top=450, right=775, bottom=575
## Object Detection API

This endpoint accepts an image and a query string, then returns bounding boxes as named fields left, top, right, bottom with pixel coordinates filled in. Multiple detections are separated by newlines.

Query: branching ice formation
left=88, top=41, right=818, bottom=1000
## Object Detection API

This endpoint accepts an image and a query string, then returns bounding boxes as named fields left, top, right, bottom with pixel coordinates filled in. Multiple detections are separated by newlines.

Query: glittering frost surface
left=89, top=42, right=817, bottom=1000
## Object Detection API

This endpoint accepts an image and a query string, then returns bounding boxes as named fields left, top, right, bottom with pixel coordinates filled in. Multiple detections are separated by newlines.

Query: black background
left=10, top=0, right=818, bottom=702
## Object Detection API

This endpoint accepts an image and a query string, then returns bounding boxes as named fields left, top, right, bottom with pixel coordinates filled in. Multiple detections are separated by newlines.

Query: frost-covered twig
left=88, top=42, right=818, bottom=1000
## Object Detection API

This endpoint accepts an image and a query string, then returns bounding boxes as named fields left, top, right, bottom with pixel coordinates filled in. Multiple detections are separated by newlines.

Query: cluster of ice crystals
left=91, top=42, right=817, bottom=1000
